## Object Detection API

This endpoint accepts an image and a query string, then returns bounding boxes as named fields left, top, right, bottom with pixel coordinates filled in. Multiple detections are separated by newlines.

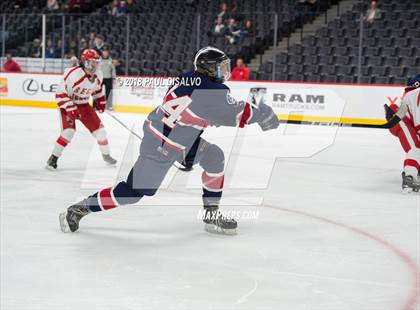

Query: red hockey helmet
left=80, top=49, right=101, bottom=74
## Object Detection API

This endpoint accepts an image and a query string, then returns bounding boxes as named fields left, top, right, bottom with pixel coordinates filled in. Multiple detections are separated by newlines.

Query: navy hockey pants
left=85, top=132, right=225, bottom=212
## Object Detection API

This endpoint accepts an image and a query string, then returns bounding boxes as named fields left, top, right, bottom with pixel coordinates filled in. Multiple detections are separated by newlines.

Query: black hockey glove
left=255, top=103, right=280, bottom=131
left=384, top=104, right=395, bottom=121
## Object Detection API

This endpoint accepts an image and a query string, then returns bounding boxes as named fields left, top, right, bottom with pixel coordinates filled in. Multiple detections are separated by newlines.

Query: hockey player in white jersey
left=385, top=74, right=420, bottom=192
left=46, top=49, right=117, bottom=170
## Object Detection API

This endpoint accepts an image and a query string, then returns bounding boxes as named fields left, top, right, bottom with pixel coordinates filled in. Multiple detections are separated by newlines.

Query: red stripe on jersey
left=146, top=121, right=185, bottom=152
left=404, top=159, right=420, bottom=170
left=99, top=187, right=117, bottom=210
left=164, top=92, right=175, bottom=102
left=56, top=136, right=69, bottom=147
left=179, top=109, right=209, bottom=129
left=398, top=126, right=412, bottom=153
left=64, top=66, right=80, bottom=82
left=73, top=74, right=89, bottom=89
left=239, top=103, right=252, bottom=128
left=407, top=110, right=414, bottom=122
left=56, top=93, right=70, bottom=99
left=202, top=171, right=224, bottom=190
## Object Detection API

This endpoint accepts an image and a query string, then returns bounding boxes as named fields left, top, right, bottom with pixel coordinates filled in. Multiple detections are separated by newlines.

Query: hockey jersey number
left=161, top=96, right=192, bottom=128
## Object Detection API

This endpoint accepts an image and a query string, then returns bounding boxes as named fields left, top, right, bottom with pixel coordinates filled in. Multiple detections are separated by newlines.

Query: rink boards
left=0, top=72, right=405, bottom=125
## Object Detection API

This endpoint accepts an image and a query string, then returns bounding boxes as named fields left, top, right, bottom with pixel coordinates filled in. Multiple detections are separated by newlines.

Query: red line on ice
left=264, top=205, right=420, bottom=310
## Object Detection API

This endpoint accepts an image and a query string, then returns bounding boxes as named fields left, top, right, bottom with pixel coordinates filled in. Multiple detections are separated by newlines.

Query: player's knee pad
left=61, top=128, right=75, bottom=142
left=198, top=143, right=225, bottom=174
left=92, top=127, right=108, bottom=144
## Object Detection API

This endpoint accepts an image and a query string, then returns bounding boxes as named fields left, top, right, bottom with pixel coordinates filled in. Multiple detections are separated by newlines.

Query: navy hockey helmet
left=407, top=74, right=420, bottom=89
left=194, top=46, right=231, bottom=83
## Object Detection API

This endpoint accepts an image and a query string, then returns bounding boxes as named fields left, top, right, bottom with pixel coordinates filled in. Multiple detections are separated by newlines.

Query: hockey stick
left=248, top=87, right=401, bottom=129
left=277, top=114, right=401, bottom=129
left=105, top=110, right=188, bottom=169
left=105, top=111, right=144, bottom=140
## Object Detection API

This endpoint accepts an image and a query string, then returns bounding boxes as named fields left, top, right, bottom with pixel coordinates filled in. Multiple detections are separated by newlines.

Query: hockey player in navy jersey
left=59, top=46, right=280, bottom=235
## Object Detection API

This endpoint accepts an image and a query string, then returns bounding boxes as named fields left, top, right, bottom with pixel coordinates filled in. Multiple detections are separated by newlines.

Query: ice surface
left=1, top=106, right=419, bottom=310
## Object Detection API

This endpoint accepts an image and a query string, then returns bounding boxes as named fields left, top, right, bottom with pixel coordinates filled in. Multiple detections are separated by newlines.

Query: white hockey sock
left=404, top=148, right=420, bottom=178
left=52, top=129, right=75, bottom=157
left=93, top=127, right=110, bottom=156
left=404, top=162, right=419, bottom=179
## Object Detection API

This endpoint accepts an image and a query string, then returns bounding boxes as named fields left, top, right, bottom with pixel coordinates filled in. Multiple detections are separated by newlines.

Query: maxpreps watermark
left=197, top=209, right=260, bottom=221
left=118, top=76, right=202, bottom=88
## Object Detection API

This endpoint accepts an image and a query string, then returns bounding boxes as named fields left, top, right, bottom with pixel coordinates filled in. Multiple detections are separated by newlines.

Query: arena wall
left=0, top=72, right=405, bottom=125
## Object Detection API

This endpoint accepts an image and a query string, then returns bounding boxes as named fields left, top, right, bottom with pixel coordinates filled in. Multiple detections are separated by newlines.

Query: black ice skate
left=59, top=200, right=90, bottom=232
left=202, top=205, right=237, bottom=235
left=103, top=154, right=117, bottom=165
left=46, top=154, right=58, bottom=170
left=402, top=172, right=420, bottom=193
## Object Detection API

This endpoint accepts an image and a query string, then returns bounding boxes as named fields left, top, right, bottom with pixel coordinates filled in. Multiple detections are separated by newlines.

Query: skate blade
left=402, top=187, right=420, bottom=194
left=104, top=160, right=117, bottom=166
left=45, top=165, right=57, bottom=171
left=204, top=223, right=237, bottom=235
left=59, top=212, right=71, bottom=233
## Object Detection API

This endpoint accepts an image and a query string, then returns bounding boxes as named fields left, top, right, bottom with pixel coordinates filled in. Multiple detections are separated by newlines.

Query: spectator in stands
left=88, top=31, right=97, bottom=49
left=230, top=3, right=244, bottom=22
left=45, top=39, right=58, bottom=58
left=226, top=17, right=241, bottom=44
left=231, top=58, right=249, bottom=81
left=56, top=39, right=64, bottom=58
left=364, top=0, right=382, bottom=24
left=209, top=16, right=227, bottom=38
left=46, top=0, right=59, bottom=11
left=3, top=54, right=22, bottom=72
left=110, top=0, right=125, bottom=16
left=125, top=0, right=140, bottom=14
left=93, top=34, right=105, bottom=55
left=66, top=39, right=78, bottom=58
left=28, top=38, right=42, bottom=58
left=240, top=19, right=255, bottom=42
left=70, top=56, right=78, bottom=66
left=67, top=0, right=84, bottom=13
left=79, top=38, right=88, bottom=54
left=217, top=2, right=229, bottom=19
left=99, top=47, right=116, bottom=110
